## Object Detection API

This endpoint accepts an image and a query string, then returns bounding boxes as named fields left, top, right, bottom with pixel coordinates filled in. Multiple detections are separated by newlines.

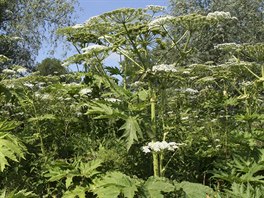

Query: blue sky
left=36, top=0, right=169, bottom=69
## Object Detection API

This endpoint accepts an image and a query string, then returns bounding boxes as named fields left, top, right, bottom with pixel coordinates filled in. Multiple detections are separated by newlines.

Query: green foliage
left=0, top=120, right=26, bottom=172
left=174, top=181, right=215, bottom=198
left=226, top=182, right=264, bottom=198
left=36, top=58, right=67, bottom=76
left=213, top=149, right=264, bottom=185
left=92, top=171, right=140, bottom=198
left=0, top=4, right=264, bottom=198
left=0, top=189, right=37, bottom=198
left=0, top=0, right=78, bottom=68
left=120, top=116, right=143, bottom=150
left=141, top=176, right=174, bottom=198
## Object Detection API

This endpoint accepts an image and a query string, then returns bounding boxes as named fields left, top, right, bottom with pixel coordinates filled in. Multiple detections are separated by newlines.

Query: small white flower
left=24, top=83, right=34, bottom=88
left=159, top=141, right=170, bottom=149
left=216, top=144, right=221, bottom=148
left=17, top=68, right=27, bottom=73
left=42, top=94, right=51, bottom=100
left=79, top=88, right=92, bottom=95
left=11, top=36, right=22, bottom=40
left=241, top=81, right=253, bottom=86
left=34, top=92, right=41, bottom=98
left=143, top=141, right=183, bottom=153
left=207, top=11, right=236, bottom=20
left=62, top=61, right=71, bottom=67
left=146, top=5, right=166, bottom=12
left=215, top=43, right=240, bottom=50
left=152, top=142, right=161, bottom=152
left=181, top=116, right=189, bottom=120
left=185, top=88, right=199, bottom=94
left=152, top=64, right=177, bottom=73
left=64, top=97, right=72, bottom=101
left=183, top=71, right=190, bottom=74
left=149, top=15, right=175, bottom=28
left=2, top=69, right=15, bottom=74
left=58, top=96, right=64, bottom=101
left=142, top=146, right=151, bottom=153
left=105, top=98, right=121, bottom=103
left=82, top=45, right=108, bottom=53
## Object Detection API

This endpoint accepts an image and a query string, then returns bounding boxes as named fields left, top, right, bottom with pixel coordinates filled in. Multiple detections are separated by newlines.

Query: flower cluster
left=214, top=43, right=240, bottom=51
left=148, top=15, right=175, bottom=28
left=79, top=88, right=92, bottom=95
left=104, top=97, right=121, bottom=103
left=152, top=64, right=177, bottom=73
left=2, top=69, right=16, bottom=75
left=185, top=88, right=199, bottom=94
left=142, top=141, right=185, bottom=153
left=82, top=45, right=108, bottom=54
left=16, top=68, right=27, bottom=73
left=146, top=5, right=166, bottom=13
left=207, top=11, right=237, bottom=20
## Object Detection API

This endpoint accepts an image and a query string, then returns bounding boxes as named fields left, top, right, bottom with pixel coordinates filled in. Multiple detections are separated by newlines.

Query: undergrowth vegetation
left=0, top=5, right=263, bottom=198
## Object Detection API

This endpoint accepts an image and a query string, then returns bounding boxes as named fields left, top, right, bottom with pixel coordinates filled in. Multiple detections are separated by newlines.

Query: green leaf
left=79, top=159, right=102, bottom=178
left=45, top=168, right=72, bottom=182
left=0, top=189, right=37, bottom=198
left=142, top=176, right=174, bottom=198
left=92, top=171, right=139, bottom=198
left=63, top=186, right=87, bottom=198
left=174, top=181, right=214, bottom=198
left=65, top=176, right=73, bottom=189
left=119, top=116, right=143, bottom=150
left=87, top=102, right=114, bottom=119
left=0, top=120, right=19, bottom=132
left=0, top=122, right=26, bottom=172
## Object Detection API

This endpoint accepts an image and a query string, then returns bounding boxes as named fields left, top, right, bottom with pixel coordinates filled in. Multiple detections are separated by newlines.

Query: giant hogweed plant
left=58, top=6, right=238, bottom=178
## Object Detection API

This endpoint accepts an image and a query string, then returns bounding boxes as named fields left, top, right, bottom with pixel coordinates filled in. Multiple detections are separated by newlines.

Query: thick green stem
left=150, top=83, right=160, bottom=176
left=153, top=152, right=160, bottom=177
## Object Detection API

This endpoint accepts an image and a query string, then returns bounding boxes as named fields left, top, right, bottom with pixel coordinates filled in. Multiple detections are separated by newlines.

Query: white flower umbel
left=82, top=45, right=108, bottom=54
left=79, top=88, right=92, bottom=95
left=152, top=64, right=177, bottom=73
left=214, top=43, right=240, bottom=50
left=104, top=98, right=121, bottom=103
left=185, top=88, right=199, bottom=94
left=2, top=69, right=15, bottom=75
left=142, top=141, right=184, bottom=153
left=146, top=5, right=166, bottom=12
left=16, top=68, right=27, bottom=73
left=23, top=82, right=34, bottom=88
left=207, top=11, right=237, bottom=20
left=149, top=15, right=175, bottom=28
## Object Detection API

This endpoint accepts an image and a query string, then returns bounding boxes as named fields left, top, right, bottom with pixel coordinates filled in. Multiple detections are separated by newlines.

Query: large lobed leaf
left=92, top=171, right=139, bottom=198
left=0, top=121, right=26, bottom=172
left=141, top=176, right=174, bottom=198
left=119, top=116, right=143, bottom=150
left=174, top=181, right=215, bottom=198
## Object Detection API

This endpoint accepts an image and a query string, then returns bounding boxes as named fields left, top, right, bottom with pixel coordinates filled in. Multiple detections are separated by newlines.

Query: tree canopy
left=36, top=58, right=67, bottom=76
left=169, top=0, right=264, bottom=63
left=0, top=0, right=78, bottom=69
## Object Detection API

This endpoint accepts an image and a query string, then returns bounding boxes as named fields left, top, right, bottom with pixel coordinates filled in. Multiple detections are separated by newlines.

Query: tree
left=36, top=58, right=67, bottom=76
left=0, top=0, right=78, bottom=68
left=168, top=0, right=264, bottom=63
